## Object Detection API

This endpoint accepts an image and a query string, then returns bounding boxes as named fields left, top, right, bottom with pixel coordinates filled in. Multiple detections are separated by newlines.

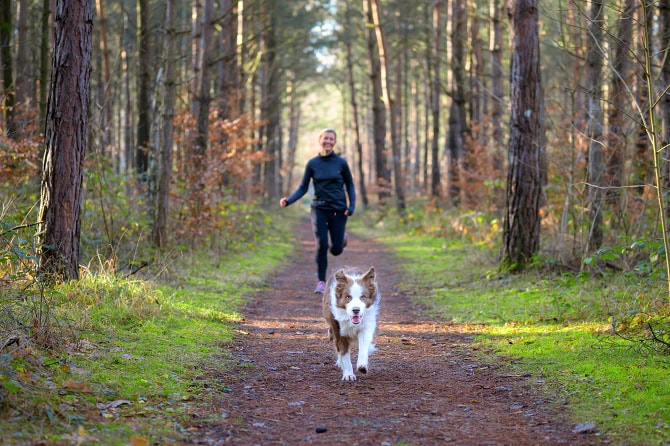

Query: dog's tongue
left=351, top=315, right=362, bottom=324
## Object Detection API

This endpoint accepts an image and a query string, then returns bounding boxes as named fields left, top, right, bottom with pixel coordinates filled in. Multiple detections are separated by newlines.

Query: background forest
left=1, top=0, right=670, bottom=442
left=3, top=0, right=670, bottom=274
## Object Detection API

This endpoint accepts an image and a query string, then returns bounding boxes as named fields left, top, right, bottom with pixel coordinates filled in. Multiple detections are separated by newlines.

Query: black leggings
left=310, top=207, right=348, bottom=282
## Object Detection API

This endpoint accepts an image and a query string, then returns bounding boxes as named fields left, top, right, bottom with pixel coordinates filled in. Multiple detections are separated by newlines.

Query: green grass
left=365, top=227, right=670, bottom=445
left=0, top=216, right=296, bottom=445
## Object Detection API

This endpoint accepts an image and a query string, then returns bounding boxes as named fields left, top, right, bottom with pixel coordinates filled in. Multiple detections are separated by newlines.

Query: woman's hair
left=318, top=128, right=337, bottom=142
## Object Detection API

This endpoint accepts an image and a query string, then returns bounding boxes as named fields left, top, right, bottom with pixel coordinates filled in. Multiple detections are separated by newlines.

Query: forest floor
left=186, top=219, right=603, bottom=446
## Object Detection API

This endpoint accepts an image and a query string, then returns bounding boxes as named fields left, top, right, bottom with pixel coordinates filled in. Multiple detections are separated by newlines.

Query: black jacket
left=286, top=152, right=356, bottom=215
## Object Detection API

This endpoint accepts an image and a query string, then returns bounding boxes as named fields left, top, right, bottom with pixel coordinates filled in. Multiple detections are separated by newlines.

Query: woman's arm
left=342, top=160, right=356, bottom=216
left=282, top=162, right=313, bottom=206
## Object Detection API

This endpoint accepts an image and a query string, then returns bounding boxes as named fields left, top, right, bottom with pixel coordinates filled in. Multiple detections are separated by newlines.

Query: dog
left=322, top=266, right=381, bottom=381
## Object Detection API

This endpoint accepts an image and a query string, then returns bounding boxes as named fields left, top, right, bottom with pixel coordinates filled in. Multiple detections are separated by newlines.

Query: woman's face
left=319, top=131, right=336, bottom=154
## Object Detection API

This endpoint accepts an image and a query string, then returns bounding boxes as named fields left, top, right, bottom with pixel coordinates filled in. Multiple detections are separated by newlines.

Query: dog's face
left=333, top=267, right=378, bottom=325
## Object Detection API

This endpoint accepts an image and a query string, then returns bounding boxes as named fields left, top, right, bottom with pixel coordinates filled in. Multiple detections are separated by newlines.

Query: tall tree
left=585, top=0, right=605, bottom=251
left=260, top=0, right=281, bottom=200
left=193, top=0, right=215, bottom=195
left=371, top=0, right=405, bottom=213
left=501, top=0, right=544, bottom=271
left=447, top=0, right=468, bottom=204
left=0, top=0, right=16, bottom=138
left=661, top=0, right=670, bottom=220
left=95, top=0, right=112, bottom=154
left=490, top=0, right=504, bottom=172
left=606, top=0, right=634, bottom=218
left=136, top=0, right=152, bottom=176
left=430, top=0, right=443, bottom=198
left=344, top=0, right=368, bottom=207
left=150, top=0, right=177, bottom=248
left=219, top=0, right=238, bottom=119
left=39, top=0, right=51, bottom=131
left=364, top=0, right=390, bottom=202
left=16, top=0, right=32, bottom=122
left=38, top=0, right=93, bottom=281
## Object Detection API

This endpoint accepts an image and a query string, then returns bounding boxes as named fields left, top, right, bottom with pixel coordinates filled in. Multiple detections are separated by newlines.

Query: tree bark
left=371, top=0, right=405, bottom=213
left=260, top=0, right=281, bottom=200
left=136, top=0, right=152, bottom=175
left=364, top=0, right=390, bottom=203
left=661, top=0, right=670, bottom=221
left=39, top=0, right=51, bottom=132
left=95, top=0, right=112, bottom=155
left=606, top=0, right=634, bottom=216
left=344, top=0, right=368, bottom=207
left=585, top=0, right=605, bottom=251
left=448, top=0, right=468, bottom=204
left=430, top=0, right=443, bottom=198
left=16, top=0, right=32, bottom=122
left=501, top=0, right=544, bottom=271
left=0, top=0, right=16, bottom=138
left=219, top=0, right=238, bottom=119
left=150, top=0, right=177, bottom=248
left=38, top=0, right=93, bottom=281
left=490, top=0, right=504, bottom=172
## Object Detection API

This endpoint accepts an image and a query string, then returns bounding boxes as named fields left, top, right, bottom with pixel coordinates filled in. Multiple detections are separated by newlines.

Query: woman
left=280, top=128, right=356, bottom=294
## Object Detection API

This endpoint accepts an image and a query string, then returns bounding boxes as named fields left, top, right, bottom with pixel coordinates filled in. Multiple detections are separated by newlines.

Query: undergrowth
left=0, top=185, right=298, bottom=444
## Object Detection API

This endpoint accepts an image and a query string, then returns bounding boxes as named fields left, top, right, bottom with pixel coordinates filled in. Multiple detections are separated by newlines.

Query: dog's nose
left=352, top=307, right=360, bottom=315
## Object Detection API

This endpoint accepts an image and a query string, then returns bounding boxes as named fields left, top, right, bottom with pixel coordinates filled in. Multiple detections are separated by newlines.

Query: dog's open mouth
left=350, top=314, right=363, bottom=324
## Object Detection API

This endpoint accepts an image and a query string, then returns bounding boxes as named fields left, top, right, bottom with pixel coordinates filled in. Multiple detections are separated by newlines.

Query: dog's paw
left=342, top=373, right=357, bottom=381
left=357, top=365, right=368, bottom=374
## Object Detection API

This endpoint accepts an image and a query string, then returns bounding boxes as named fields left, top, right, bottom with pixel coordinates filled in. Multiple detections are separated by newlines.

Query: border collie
left=322, top=266, right=381, bottom=381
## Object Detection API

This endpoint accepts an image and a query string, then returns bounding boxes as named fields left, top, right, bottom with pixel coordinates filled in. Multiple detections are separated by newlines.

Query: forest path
left=188, top=218, right=600, bottom=445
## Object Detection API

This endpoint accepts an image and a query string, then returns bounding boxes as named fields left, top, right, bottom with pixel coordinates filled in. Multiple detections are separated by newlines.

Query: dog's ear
left=335, top=269, right=348, bottom=283
left=362, top=267, right=376, bottom=283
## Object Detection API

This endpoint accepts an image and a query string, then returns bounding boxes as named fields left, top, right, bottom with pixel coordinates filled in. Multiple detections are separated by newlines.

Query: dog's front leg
left=356, top=329, right=376, bottom=374
left=337, top=351, right=356, bottom=381
left=335, top=336, right=355, bottom=381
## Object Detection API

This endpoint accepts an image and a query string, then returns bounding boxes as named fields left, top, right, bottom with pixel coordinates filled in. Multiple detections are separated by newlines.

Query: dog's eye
left=345, top=295, right=352, bottom=302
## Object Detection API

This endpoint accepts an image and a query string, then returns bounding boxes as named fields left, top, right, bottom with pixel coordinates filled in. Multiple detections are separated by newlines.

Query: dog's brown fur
left=322, top=266, right=378, bottom=358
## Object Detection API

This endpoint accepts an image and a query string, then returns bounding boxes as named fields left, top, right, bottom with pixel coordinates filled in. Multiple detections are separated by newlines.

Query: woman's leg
left=329, top=211, right=348, bottom=256
left=310, top=207, right=330, bottom=282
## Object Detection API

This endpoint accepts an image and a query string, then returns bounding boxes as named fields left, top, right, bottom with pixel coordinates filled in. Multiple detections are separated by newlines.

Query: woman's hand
left=279, top=197, right=288, bottom=207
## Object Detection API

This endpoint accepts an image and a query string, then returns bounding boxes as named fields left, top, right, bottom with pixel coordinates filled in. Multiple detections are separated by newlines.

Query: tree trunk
left=0, top=0, right=16, bottom=138
left=260, top=0, right=281, bottom=200
left=422, top=3, right=431, bottom=193
left=219, top=0, right=238, bottom=119
left=16, top=0, right=32, bottom=129
left=412, top=62, right=421, bottom=192
left=364, top=0, right=390, bottom=203
left=585, top=0, right=605, bottom=251
left=148, top=0, right=176, bottom=248
left=344, top=0, right=368, bottom=207
left=136, top=0, right=152, bottom=176
left=661, top=0, right=670, bottom=221
left=448, top=0, right=468, bottom=205
left=39, top=0, right=51, bottom=132
left=38, top=0, right=93, bottom=281
left=501, top=0, right=544, bottom=271
left=633, top=4, right=653, bottom=191
left=285, top=76, right=299, bottom=194
left=122, top=11, right=132, bottom=173
left=430, top=0, right=443, bottom=198
left=95, top=0, right=112, bottom=155
left=371, top=0, right=405, bottom=213
left=490, top=0, right=504, bottom=172
left=606, top=0, right=634, bottom=218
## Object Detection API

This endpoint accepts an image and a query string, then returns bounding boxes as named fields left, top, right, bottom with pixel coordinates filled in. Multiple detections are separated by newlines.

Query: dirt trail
left=189, top=219, right=601, bottom=445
